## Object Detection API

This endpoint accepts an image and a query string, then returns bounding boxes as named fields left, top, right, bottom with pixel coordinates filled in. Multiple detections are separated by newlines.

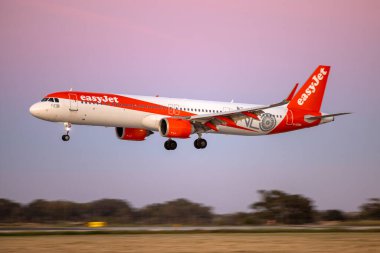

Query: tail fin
left=288, top=65, right=330, bottom=112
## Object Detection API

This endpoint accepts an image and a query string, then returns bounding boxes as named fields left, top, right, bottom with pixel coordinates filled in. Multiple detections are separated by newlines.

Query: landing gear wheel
left=164, top=139, right=177, bottom=150
left=62, top=134, right=70, bottom=141
left=194, top=138, right=207, bottom=149
left=62, top=122, right=71, bottom=142
left=194, top=139, right=201, bottom=149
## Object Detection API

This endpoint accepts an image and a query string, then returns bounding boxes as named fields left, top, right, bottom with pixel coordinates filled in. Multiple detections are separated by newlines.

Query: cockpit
left=41, top=97, right=60, bottom=102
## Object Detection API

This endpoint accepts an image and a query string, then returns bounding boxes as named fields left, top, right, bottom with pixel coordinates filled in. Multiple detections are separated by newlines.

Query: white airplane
left=30, top=66, right=349, bottom=150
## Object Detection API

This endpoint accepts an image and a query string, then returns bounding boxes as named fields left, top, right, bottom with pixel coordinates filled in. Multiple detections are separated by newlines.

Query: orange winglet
left=205, top=121, right=219, bottom=131
left=242, top=111, right=259, bottom=120
left=285, top=83, right=299, bottom=102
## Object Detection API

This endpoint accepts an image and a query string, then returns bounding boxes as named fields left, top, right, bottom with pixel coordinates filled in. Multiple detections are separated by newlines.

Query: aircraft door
left=286, top=109, right=294, bottom=125
left=69, top=94, right=79, bottom=111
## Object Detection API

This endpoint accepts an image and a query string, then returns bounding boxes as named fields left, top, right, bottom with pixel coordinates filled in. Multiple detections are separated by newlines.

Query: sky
left=0, top=0, right=379, bottom=214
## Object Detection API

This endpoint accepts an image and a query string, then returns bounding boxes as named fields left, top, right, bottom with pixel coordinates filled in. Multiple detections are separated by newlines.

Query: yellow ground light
left=86, top=221, right=107, bottom=228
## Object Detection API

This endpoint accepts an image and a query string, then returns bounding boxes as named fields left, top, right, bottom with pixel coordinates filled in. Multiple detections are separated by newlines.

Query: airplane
left=29, top=65, right=350, bottom=150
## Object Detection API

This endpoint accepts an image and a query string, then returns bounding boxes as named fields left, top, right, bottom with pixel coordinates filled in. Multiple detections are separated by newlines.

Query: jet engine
left=159, top=118, right=194, bottom=138
left=115, top=127, right=153, bottom=141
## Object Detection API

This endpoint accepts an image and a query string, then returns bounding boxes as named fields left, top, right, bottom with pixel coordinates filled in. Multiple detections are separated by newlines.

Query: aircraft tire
left=62, top=135, right=70, bottom=141
left=164, top=140, right=177, bottom=150
left=194, top=138, right=207, bottom=149
left=199, top=138, right=207, bottom=149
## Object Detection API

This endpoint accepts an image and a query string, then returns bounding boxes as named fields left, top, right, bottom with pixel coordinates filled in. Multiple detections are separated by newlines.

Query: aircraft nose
left=29, top=103, right=43, bottom=117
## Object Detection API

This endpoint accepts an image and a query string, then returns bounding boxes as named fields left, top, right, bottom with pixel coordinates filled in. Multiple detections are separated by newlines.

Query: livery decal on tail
left=288, top=66, right=330, bottom=112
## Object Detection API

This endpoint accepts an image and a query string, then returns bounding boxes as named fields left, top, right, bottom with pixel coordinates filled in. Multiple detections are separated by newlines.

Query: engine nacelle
left=159, top=118, right=194, bottom=138
left=115, top=127, right=153, bottom=141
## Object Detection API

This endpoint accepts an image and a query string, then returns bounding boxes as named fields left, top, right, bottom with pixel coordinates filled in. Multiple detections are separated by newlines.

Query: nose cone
left=29, top=103, right=43, bottom=118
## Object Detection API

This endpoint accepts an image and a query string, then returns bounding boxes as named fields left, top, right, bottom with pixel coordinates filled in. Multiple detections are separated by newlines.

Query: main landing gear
left=194, top=138, right=207, bottom=149
left=62, top=122, right=71, bottom=142
left=163, top=136, right=208, bottom=150
left=194, top=133, right=207, bottom=149
left=164, top=139, right=177, bottom=150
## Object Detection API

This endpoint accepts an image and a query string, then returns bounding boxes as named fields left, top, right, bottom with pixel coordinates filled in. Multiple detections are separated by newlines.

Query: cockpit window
left=54, top=98, right=59, bottom=103
left=48, top=98, right=54, bottom=102
left=41, top=98, right=48, bottom=102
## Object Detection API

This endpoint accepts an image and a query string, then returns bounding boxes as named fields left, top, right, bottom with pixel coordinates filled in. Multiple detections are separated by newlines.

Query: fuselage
left=29, top=90, right=331, bottom=137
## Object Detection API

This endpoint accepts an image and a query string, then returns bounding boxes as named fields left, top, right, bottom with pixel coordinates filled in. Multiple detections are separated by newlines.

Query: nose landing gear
left=62, top=122, right=71, bottom=142
left=164, top=139, right=177, bottom=150
left=62, top=134, right=70, bottom=141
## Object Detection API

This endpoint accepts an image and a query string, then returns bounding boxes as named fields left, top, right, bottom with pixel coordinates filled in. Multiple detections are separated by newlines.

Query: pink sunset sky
left=0, top=0, right=379, bottom=213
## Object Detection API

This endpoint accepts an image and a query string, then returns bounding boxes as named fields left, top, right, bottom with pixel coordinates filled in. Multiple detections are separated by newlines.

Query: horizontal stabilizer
left=305, top=112, right=351, bottom=121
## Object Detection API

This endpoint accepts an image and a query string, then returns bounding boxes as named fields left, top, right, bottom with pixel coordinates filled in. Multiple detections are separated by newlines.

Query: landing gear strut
left=62, top=122, right=71, bottom=142
left=164, top=139, right=177, bottom=150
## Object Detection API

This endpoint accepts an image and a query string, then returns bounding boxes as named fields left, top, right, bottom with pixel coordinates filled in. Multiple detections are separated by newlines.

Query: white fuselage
left=30, top=94, right=288, bottom=136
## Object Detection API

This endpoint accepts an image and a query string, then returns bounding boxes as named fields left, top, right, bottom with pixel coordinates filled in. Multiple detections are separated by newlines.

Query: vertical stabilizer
left=288, top=66, right=330, bottom=112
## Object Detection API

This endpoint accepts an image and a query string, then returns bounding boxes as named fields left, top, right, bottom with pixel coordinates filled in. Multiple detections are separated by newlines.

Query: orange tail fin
left=288, top=65, right=330, bottom=112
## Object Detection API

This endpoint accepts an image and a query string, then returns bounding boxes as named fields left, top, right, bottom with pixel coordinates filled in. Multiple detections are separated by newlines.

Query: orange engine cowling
left=115, top=127, right=153, bottom=141
left=159, top=118, right=194, bottom=138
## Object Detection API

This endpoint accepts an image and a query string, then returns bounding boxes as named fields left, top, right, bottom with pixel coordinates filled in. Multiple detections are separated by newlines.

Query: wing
left=174, top=83, right=298, bottom=133
left=175, top=100, right=288, bottom=132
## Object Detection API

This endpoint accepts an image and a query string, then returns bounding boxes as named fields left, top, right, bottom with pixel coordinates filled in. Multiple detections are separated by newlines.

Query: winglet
left=284, top=83, right=299, bottom=102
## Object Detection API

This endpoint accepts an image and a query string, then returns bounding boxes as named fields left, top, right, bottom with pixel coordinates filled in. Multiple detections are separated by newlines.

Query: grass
left=339, top=220, right=380, bottom=226
left=1, top=233, right=380, bottom=253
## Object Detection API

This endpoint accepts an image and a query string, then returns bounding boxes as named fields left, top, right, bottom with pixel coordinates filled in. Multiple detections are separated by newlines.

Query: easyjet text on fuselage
left=80, top=95, right=119, bottom=104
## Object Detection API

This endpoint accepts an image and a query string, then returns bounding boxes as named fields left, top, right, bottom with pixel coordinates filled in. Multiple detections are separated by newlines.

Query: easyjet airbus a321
left=30, top=66, right=349, bottom=150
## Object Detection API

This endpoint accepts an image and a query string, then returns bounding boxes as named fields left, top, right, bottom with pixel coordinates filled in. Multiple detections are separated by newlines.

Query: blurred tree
left=24, top=199, right=51, bottom=222
left=87, top=199, right=135, bottom=223
left=250, top=190, right=315, bottom=224
left=214, top=212, right=261, bottom=225
left=0, top=199, right=22, bottom=222
left=360, top=198, right=380, bottom=220
left=320, top=210, right=346, bottom=221
left=138, top=198, right=213, bottom=225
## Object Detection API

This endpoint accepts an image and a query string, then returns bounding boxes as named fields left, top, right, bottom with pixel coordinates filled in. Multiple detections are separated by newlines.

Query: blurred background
left=0, top=0, right=379, bottom=223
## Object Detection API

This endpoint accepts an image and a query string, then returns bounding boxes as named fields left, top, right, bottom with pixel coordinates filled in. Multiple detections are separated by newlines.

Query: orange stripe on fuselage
left=46, top=91, right=194, bottom=117
left=46, top=91, right=257, bottom=133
